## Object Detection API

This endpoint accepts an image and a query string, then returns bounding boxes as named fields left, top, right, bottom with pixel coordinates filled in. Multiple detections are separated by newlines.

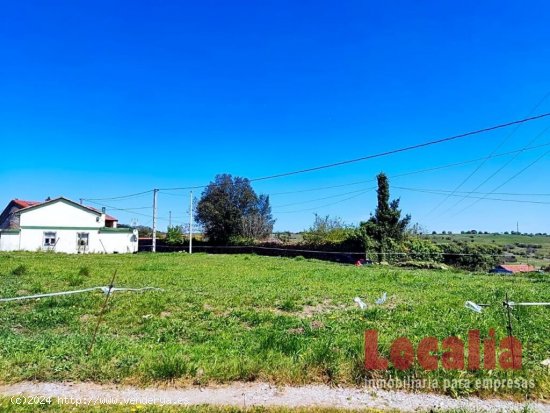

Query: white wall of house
left=16, top=228, right=138, bottom=253
left=96, top=231, right=138, bottom=253
left=20, top=200, right=104, bottom=228
left=0, top=198, right=138, bottom=254
left=0, top=231, right=20, bottom=251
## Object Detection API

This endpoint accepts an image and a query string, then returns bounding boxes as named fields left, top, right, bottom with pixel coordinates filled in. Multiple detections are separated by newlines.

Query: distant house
left=0, top=197, right=138, bottom=254
left=490, top=264, right=536, bottom=274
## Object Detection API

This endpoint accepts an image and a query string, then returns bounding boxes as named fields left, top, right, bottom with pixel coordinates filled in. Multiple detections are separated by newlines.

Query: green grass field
left=0, top=252, right=548, bottom=399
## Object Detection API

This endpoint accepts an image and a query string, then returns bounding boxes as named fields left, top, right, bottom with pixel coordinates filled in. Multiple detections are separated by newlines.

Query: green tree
left=195, top=174, right=275, bottom=244
left=302, top=214, right=353, bottom=246
left=359, top=172, right=411, bottom=261
left=165, top=225, right=184, bottom=245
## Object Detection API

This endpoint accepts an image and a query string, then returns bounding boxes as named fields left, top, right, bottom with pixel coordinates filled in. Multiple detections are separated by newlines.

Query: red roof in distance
left=499, top=264, right=536, bottom=273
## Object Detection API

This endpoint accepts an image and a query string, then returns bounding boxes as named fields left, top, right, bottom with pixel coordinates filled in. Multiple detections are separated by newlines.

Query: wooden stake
left=87, top=270, right=117, bottom=355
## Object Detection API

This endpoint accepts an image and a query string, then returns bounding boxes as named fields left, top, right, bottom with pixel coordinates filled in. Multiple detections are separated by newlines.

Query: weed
left=276, top=298, right=298, bottom=312
left=11, top=264, right=27, bottom=276
left=79, top=266, right=91, bottom=277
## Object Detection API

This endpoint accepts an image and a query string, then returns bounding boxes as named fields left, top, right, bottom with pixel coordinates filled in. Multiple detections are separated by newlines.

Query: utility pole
left=189, top=191, right=193, bottom=254
left=152, top=189, right=158, bottom=252
left=169, top=211, right=172, bottom=228
left=517, top=221, right=519, bottom=234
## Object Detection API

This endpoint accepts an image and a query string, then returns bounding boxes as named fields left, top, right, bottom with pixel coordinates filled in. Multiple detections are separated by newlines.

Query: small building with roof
left=490, top=264, right=536, bottom=274
left=0, top=197, right=138, bottom=254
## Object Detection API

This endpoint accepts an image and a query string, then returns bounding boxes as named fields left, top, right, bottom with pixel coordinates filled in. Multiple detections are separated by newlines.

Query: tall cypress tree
left=361, top=172, right=411, bottom=261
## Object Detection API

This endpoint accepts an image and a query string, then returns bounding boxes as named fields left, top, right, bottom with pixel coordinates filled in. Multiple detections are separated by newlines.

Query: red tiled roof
left=499, top=264, right=536, bottom=273
left=13, top=199, right=42, bottom=208
left=11, top=199, right=118, bottom=221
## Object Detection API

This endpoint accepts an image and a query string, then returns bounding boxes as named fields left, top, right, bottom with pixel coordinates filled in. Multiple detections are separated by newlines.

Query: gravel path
left=0, top=382, right=548, bottom=412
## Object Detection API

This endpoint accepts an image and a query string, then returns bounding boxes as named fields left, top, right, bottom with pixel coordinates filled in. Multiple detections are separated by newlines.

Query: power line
left=393, top=186, right=550, bottom=197
left=85, top=200, right=170, bottom=222
left=85, top=200, right=153, bottom=218
left=82, top=190, right=154, bottom=202
left=84, top=143, right=550, bottom=221
left=274, top=189, right=372, bottom=214
left=249, top=113, right=550, bottom=182
left=263, top=141, right=550, bottom=197
left=394, top=186, right=550, bottom=205
left=273, top=187, right=376, bottom=209
left=425, top=93, right=550, bottom=215
left=158, top=113, right=550, bottom=191
left=155, top=143, right=550, bottom=217
left=451, top=146, right=550, bottom=216
left=441, top=124, right=550, bottom=215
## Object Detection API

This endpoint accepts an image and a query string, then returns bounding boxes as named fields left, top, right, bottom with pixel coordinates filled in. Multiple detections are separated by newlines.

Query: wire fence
left=137, top=243, right=550, bottom=266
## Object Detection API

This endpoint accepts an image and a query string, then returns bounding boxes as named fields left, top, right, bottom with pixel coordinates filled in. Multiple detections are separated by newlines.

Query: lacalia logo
left=365, top=329, right=522, bottom=370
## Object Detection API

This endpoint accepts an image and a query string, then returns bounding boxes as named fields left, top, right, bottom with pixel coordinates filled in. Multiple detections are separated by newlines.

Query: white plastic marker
left=375, top=292, right=387, bottom=305
left=465, top=301, right=483, bottom=313
left=354, top=297, right=367, bottom=310
left=506, top=301, right=550, bottom=307
left=0, top=287, right=163, bottom=303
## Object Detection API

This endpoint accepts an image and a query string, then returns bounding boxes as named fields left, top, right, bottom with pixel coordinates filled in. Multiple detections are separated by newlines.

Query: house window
left=77, top=232, right=89, bottom=247
left=43, top=231, right=57, bottom=247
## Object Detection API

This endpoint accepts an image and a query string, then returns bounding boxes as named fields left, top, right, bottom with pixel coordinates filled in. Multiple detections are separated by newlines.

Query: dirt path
left=0, top=382, right=548, bottom=412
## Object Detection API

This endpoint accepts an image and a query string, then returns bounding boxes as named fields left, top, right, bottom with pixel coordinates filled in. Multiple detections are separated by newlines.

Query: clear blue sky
left=1, top=1, right=549, bottom=233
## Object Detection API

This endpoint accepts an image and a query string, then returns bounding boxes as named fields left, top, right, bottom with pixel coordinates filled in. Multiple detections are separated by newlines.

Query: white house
left=0, top=197, right=138, bottom=254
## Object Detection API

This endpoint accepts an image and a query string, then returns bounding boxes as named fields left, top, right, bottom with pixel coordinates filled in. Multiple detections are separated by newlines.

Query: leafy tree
left=275, top=231, right=292, bottom=243
left=165, top=225, right=184, bottom=245
left=403, top=237, right=443, bottom=262
left=359, top=172, right=411, bottom=261
left=136, top=225, right=153, bottom=238
left=442, top=243, right=502, bottom=271
left=195, top=174, right=275, bottom=244
left=303, top=214, right=354, bottom=246
left=240, top=194, right=275, bottom=240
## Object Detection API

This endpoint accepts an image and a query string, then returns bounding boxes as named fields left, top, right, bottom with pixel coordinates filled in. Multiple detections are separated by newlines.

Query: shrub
left=165, top=225, right=184, bottom=245
left=395, top=261, right=449, bottom=270
left=78, top=266, right=91, bottom=277
left=402, top=237, right=443, bottom=262
left=275, top=231, right=292, bottom=243
left=302, top=215, right=352, bottom=246
left=11, top=264, right=27, bottom=276
left=66, top=274, right=84, bottom=287
left=442, top=243, right=502, bottom=271
left=228, top=235, right=256, bottom=246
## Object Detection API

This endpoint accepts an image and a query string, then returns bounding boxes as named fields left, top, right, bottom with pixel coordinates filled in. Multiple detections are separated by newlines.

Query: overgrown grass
left=0, top=252, right=548, bottom=399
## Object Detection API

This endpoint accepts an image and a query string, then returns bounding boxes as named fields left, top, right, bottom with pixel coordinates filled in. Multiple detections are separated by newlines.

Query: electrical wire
left=274, top=188, right=372, bottom=214
left=82, top=114, right=550, bottom=204
left=85, top=200, right=170, bottom=222
left=83, top=142, right=550, bottom=221
left=82, top=190, right=154, bottom=201
left=441, top=124, right=550, bottom=214
left=393, top=186, right=550, bottom=205
left=452, top=146, right=550, bottom=216
left=425, top=93, right=550, bottom=215
left=393, top=187, right=550, bottom=197
left=157, top=113, right=550, bottom=191
left=273, top=187, right=376, bottom=209
left=265, top=142, right=550, bottom=197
